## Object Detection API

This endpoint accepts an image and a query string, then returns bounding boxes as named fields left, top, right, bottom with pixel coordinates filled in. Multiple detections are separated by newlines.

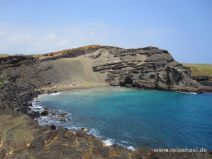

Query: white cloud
left=0, top=31, right=6, bottom=36
left=0, top=23, right=120, bottom=54
left=44, top=34, right=57, bottom=41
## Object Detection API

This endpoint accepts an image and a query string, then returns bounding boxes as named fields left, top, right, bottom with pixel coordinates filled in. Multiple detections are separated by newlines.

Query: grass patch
left=0, top=54, right=9, bottom=58
left=32, top=54, right=43, bottom=58
left=41, top=45, right=101, bottom=59
left=183, top=63, right=212, bottom=76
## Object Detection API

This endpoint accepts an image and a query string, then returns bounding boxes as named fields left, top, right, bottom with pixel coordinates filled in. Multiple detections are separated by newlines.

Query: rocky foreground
left=0, top=45, right=212, bottom=159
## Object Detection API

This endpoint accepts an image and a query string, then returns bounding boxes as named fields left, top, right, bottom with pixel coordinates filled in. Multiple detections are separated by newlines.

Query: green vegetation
left=58, top=45, right=101, bottom=55
left=0, top=54, right=9, bottom=57
left=39, top=45, right=101, bottom=60
left=0, top=72, right=8, bottom=86
left=32, top=54, right=43, bottom=58
left=183, top=63, right=212, bottom=76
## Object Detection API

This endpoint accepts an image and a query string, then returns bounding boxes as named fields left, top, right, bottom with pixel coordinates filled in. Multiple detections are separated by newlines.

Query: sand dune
left=39, top=55, right=108, bottom=92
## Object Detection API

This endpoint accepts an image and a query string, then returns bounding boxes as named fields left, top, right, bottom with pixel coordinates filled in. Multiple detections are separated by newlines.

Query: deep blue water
left=37, top=87, right=212, bottom=149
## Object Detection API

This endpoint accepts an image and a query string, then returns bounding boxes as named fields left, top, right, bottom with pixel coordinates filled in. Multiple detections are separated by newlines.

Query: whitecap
left=35, top=110, right=71, bottom=126
left=36, top=116, right=61, bottom=126
left=88, top=128, right=102, bottom=138
left=103, top=138, right=115, bottom=146
left=187, top=92, right=197, bottom=95
left=127, top=146, right=136, bottom=151
left=50, top=92, right=61, bottom=96
left=118, top=142, right=136, bottom=151
left=176, top=91, right=198, bottom=95
left=29, top=98, right=45, bottom=113
left=29, top=96, right=71, bottom=127
left=31, top=93, right=136, bottom=150
left=121, top=140, right=129, bottom=144
left=66, top=126, right=82, bottom=130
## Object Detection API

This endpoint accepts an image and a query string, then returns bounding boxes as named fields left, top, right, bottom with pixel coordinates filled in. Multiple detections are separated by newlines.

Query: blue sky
left=0, top=0, right=211, bottom=63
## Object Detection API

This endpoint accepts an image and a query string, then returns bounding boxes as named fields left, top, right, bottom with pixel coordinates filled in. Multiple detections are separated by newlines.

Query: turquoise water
left=38, top=87, right=212, bottom=149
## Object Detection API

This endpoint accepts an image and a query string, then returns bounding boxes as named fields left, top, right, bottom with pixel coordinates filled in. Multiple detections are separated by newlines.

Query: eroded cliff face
left=42, top=45, right=211, bottom=92
left=89, top=46, right=205, bottom=92
left=1, top=45, right=210, bottom=95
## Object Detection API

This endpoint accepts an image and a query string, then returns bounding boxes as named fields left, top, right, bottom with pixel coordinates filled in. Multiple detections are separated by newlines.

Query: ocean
left=34, top=87, right=212, bottom=149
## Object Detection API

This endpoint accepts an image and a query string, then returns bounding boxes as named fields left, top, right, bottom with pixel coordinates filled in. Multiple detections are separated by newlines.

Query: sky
left=0, top=0, right=212, bottom=63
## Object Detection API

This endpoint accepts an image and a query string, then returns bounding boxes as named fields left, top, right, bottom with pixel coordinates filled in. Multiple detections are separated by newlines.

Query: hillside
left=183, top=63, right=212, bottom=86
left=183, top=63, right=212, bottom=76
left=1, top=46, right=212, bottom=92
left=0, top=54, right=9, bottom=57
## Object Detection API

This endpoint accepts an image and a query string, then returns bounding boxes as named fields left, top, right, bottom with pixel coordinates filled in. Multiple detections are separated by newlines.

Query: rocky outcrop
left=192, top=76, right=212, bottom=86
left=89, top=46, right=210, bottom=92
left=41, top=45, right=102, bottom=62
left=0, top=55, right=34, bottom=65
left=38, top=45, right=212, bottom=92
left=0, top=56, right=51, bottom=112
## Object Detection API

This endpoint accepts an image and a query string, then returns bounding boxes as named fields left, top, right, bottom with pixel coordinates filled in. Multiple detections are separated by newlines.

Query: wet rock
left=27, top=109, right=40, bottom=118
left=193, top=76, right=209, bottom=81
left=59, top=117, right=67, bottom=122
left=41, top=109, right=49, bottom=116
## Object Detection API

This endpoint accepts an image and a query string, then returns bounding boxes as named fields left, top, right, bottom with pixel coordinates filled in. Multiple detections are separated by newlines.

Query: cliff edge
left=39, top=45, right=212, bottom=92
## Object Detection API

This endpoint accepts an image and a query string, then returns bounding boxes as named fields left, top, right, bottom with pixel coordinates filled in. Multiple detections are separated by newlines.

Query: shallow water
left=37, top=87, right=212, bottom=149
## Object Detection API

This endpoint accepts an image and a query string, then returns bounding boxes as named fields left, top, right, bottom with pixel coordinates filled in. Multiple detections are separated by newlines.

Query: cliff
left=0, top=45, right=212, bottom=158
left=39, top=45, right=212, bottom=92
left=0, top=46, right=212, bottom=98
left=91, top=46, right=201, bottom=91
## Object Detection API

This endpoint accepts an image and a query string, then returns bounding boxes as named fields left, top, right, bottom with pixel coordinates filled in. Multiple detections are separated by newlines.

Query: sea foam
left=103, top=138, right=115, bottom=146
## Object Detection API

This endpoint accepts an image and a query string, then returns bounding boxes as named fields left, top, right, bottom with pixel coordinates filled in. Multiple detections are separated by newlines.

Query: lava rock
left=41, top=109, right=49, bottom=116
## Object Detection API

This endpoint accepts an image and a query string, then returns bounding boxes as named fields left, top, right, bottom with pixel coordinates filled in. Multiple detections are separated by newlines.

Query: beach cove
left=33, top=87, right=212, bottom=150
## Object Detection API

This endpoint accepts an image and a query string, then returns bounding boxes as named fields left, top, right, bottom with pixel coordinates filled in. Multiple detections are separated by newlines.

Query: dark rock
left=90, top=46, right=209, bottom=92
left=50, top=124, right=56, bottom=130
left=41, top=109, right=49, bottom=116
left=193, top=76, right=209, bottom=81
left=0, top=55, right=34, bottom=65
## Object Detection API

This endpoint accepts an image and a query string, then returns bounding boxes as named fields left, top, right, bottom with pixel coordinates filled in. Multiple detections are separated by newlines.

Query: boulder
left=41, top=109, right=49, bottom=116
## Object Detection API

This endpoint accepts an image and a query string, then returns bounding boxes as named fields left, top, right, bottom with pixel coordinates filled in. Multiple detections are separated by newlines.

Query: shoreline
left=30, top=88, right=138, bottom=151
left=39, top=82, right=109, bottom=93
left=0, top=81, right=145, bottom=158
left=29, top=86, right=212, bottom=153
